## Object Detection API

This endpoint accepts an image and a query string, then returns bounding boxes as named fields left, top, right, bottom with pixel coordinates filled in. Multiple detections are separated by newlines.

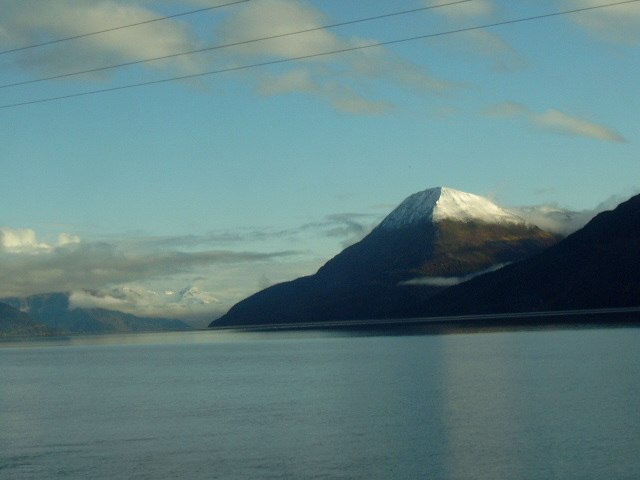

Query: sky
left=1, top=0, right=639, bottom=323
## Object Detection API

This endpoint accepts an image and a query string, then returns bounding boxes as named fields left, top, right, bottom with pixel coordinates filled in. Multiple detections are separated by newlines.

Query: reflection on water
left=1, top=325, right=639, bottom=479
left=438, top=329, right=640, bottom=479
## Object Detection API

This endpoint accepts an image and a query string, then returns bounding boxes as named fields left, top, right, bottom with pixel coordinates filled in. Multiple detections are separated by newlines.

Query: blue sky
left=1, top=0, right=638, bottom=322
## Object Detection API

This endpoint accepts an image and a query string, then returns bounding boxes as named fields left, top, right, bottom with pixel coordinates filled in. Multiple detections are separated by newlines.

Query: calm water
left=1, top=326, right=639, bottom=479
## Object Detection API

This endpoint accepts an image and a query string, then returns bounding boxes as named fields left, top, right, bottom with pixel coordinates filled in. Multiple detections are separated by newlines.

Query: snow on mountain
left=378, top=187, right=527, bottom=229
left=175, top=286, right=219, bottom=305
left=69, top=285, right=221, bottom=321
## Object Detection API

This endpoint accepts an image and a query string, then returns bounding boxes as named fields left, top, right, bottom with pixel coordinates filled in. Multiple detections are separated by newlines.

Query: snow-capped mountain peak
left=378, top=187, right=526, bottom=229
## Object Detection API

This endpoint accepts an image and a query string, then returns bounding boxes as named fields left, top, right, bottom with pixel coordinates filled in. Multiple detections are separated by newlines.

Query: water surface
left=2, top=326, right=639, bottom=479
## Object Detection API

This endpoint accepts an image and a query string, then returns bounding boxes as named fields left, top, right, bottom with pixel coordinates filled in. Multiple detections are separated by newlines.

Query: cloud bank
left=0, top=227, right=297, bottom=299
left=0, top=212, right=379, bottom=320
left=68, top=286, right=223, bottom=324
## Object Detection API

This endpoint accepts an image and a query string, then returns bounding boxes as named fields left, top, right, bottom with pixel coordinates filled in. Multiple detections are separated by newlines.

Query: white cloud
left=0, top=227, right=81, bottom=253
left=216, top=0, right=346, bottom=60
left=400, top=276, right=464, bottom=287
left=0, top=228, right=48, bottom=252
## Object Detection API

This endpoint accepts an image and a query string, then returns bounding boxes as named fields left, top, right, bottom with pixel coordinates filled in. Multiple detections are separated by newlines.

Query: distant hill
left=0, top=302, right=60, bottom=337
left=401, top=193, right=640, bottom=317
left=1, top=293, right=189, bottom=333
left=212, top=187, right=558, bottom=327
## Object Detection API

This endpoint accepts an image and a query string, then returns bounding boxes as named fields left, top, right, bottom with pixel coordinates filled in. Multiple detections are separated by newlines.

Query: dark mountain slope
left=0, top=302, right=60, bottom=337
left=214, top=222, right=441, bottom=326
left=405, top=193, right=640, bottom=316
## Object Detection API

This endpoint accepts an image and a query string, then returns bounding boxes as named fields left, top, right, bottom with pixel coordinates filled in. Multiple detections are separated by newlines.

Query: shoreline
left=210, top=307, right=640, bottom=333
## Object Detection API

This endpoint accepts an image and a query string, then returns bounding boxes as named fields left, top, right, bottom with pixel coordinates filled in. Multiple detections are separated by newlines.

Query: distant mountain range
left=1, top=292, right=188, bottom=335
left=5, top=186, right=638, bottom=336
left=0, top=302, right=60, bottom=337
left=212, top=187, right=562, bottom=327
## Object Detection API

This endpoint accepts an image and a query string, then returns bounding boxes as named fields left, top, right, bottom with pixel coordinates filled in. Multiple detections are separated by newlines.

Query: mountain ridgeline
left=5, top=187, right=638, bottom=336
left=1, top=292, right=189, bottom=334
left=400, top=191, right=640, bottom=317
left=212, top=187, right=559, bottom=327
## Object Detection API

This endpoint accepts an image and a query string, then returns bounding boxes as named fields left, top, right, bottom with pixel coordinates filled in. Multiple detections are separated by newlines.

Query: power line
left=0, top=0, right=251, bottom=55
left=2, top=0, right=638, bottom=110
left=0, top=0, right=475, bottom=90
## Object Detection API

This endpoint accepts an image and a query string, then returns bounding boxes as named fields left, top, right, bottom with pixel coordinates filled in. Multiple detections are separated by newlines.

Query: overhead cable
left=1, top=0, right=638, bottom=110
left=0, top=0, right=475, bottom=89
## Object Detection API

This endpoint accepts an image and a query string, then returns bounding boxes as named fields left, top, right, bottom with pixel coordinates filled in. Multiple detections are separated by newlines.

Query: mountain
left=400, top=192, right=640, bottom=317
left=1, top=292, right=190, bottom=333
left=0, top=302, right=60, bottom=337
left=211, top=187, right=558, bottom=327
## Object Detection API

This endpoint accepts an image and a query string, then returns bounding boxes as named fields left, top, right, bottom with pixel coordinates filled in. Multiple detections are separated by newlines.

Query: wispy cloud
left=460, top=29, right=527, bottom=72
left=509, top=189, right=640, bottom=236
left=424, top=0, right=526, bottom=72
left=561, top=0, right=640, bottom=45
left=482, top=101, right=529, bottom=118
left=1, top=0, right=458, bottom=114
left=297, top=212, right=380, bottom=247
left=257, top=68, right=397, bottom=115
left=508, top=205, right=587, bottom=236
left=483, top=102, right=627, bottom=143
left=532, top=109, right=627, bottom=143
left=399, top=263, right=510, bottom=287
left=232, top=0, right=457, bottom=113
